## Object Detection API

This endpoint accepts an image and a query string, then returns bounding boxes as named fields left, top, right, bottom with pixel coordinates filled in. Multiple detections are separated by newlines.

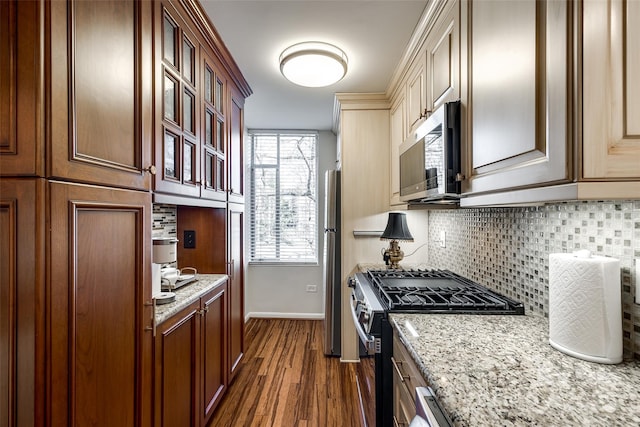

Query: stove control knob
left=347, top=277, right=356, bottom=289
left=360, top=311, right=370, bottom=323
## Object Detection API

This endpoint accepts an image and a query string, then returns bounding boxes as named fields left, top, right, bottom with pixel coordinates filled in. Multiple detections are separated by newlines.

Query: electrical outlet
left=184, top=230, right=196, bottom=249
left=306, top=284, right=317, bottom=293
left=439, top=230, right=446, bottom=248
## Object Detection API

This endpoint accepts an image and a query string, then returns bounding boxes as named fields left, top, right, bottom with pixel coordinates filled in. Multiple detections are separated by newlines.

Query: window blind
left=249, top=131, right=318, bottom=263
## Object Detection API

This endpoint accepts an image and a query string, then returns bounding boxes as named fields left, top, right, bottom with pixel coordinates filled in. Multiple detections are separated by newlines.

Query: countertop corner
left=390, top=313, right=640, bottom=426
left=154, top=273, right=228, bottom=325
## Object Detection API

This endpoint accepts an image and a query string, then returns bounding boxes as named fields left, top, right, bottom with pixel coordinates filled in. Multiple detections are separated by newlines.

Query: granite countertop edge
left=390, top=313, right=640, bottom=426
left=154, top=274, right=228, bottom=325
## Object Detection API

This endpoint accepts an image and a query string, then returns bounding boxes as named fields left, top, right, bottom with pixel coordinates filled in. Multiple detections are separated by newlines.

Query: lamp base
left=383, top=240, right=404, bottom=270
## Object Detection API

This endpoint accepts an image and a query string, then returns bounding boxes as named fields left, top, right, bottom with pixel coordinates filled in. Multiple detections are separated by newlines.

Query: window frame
left=248, top=130, right=319, bottom=265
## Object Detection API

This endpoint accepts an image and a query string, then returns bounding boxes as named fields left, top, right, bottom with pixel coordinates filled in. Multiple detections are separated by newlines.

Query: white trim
left=246, top=312, right=324, bottom=321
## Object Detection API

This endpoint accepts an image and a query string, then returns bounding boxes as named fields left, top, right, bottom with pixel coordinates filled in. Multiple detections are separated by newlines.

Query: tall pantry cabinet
left=2, top=0, right=252, bottom=425
left=1, top=0, right=154, bottom=425
left=0, top=0, right=251, bottom=427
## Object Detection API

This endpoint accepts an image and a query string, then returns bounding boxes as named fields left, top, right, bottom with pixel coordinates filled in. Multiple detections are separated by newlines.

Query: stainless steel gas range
left=349, top=269, right=525, bottom=427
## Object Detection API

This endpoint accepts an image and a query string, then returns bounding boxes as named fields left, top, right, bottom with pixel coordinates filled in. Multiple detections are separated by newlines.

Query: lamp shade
left=380, top=212, right=414, bottom=241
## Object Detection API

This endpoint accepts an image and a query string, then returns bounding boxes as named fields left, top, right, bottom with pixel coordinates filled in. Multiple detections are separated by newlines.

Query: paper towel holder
left=548, top=252, right=623, bottom=364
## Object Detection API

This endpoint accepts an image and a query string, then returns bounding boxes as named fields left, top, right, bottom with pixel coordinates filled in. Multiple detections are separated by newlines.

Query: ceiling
left=200, top=0, right=428, bottom=131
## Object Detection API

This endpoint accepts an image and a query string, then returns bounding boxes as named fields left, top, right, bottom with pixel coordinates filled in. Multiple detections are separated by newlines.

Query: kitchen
left=1, top=0, right=639, bottom=426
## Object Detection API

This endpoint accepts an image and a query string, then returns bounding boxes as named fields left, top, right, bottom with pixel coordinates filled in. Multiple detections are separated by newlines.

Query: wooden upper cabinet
left=200, top=49, right=227, bottom=202
left=425, top=0, right=459, bottom=113
left=462, top=0, right=571, bottom=195
left=153, top=1, right=202, bottom=199
left=582, top=0, right=640, bottom=180
left=228, top=88, right=244, bottom=204
left=48, top=0, right=153, bottom=190
left=0, top=1, right=43, bottom=176
left=406, top=57, right=426, bottom=136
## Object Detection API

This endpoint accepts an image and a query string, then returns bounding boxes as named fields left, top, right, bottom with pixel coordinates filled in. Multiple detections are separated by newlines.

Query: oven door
left=350, top=285, right=394, bottom=427
left=349, top=291, right=378, bottom=355
left=350, top=288, right=377, bottom=426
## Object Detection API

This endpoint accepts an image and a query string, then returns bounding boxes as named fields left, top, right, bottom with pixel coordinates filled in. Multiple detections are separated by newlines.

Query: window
left=249, top=131, right=318, bottom=263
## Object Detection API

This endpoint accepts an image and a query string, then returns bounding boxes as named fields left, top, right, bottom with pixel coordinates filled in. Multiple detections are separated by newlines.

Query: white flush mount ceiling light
left=279, top=41, right=348, bottom=88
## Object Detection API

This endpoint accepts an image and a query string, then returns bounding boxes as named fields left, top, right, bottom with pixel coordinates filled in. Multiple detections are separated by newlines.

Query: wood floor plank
left=207, top=319, right=365, bottom=427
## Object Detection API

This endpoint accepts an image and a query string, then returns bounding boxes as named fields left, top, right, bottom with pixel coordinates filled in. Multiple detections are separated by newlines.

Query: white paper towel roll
left=549, top=251, right=622, bottom=364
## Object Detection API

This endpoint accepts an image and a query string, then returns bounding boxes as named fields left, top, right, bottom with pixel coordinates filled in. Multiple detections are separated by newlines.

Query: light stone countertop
left=390, top=313, right=640, bottom=426
left=154, top=274, right=228, bottom=325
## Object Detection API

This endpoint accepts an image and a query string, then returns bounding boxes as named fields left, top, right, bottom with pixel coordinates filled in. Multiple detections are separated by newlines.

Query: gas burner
left=365, top=268, right=525, bottom=314
left=399, top=293, right=427, bottom=305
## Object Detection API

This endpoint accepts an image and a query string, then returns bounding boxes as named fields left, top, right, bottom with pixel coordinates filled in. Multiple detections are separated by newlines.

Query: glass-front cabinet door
left=153, top=1, right=200, bottom=198
left=201, top=50, right=227, bottom=201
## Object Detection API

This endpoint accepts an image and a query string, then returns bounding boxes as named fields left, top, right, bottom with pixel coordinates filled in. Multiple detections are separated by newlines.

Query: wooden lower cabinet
left=0, top=178, right=45, bottom=427
left=227, top=204, right=244, bottom=380
left=155, top=300, right=200, bottom=427
left=392, top=329, right=427, bottom=426
left=155, top=281, right=228, bottom=427
left=200, top=285, right=228, bottom=424
left=48, top=181, right=153, bottom=427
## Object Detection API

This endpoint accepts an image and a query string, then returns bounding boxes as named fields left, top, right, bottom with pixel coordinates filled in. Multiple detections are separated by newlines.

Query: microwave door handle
left=349, top=293, right=377, bottom=355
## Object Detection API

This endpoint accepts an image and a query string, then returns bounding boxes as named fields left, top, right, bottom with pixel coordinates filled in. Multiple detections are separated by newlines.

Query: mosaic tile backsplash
left=427, top=200, right=640, bottom=361
left=152, top=204, right=177, bottom=238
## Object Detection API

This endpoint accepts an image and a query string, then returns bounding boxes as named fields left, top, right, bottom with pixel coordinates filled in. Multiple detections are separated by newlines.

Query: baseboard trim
left=245, top=312, right=324, bottom=322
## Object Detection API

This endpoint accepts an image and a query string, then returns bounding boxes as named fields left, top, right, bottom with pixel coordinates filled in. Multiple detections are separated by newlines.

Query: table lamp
left=380, top=212, right=414, bottom=269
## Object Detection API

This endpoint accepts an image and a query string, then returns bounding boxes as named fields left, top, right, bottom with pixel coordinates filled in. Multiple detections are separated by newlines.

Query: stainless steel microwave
left=399, top=100, right=461, bottom=203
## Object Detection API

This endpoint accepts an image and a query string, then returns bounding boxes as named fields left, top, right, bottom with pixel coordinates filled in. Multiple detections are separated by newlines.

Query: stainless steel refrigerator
left=323, top=170, right=341, bottom=356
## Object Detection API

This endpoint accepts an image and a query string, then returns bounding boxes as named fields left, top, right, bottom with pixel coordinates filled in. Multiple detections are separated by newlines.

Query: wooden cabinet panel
left=201, top=285, right=227, bottom=423
left=200, top=49, right=227, bottom=201
left=154, top=282, right=228, bottom=427
left=153, top=0, right=202, bottom=199
left=0, top=1, right=43, bottom=176
left=463, top=0, right=570, bottom=194
left=49, top=0, right=153, bottom=190
left=407, top=58, right=426, bottom=135
left=48, top=182, right=152, bottom=427
left=392, top=329, right=427, bottom=426
left=228, top=205, right=244, bottom=380
left=582, top=0, right=640, bottom=179
left=228, top=89, right=244, bottom=204
left=176, top=206, right=226, bottom=273
left=155, top=301, right=200, bottom=427
left=389, top=95, right=405, bottom=206
left=426, top=0, right=459, bottom=112
left=0, top=178, right=45, bottom=427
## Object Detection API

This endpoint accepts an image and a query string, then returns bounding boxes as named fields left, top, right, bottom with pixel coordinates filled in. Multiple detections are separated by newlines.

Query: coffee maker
left=152, top=237, right=178, bottom=304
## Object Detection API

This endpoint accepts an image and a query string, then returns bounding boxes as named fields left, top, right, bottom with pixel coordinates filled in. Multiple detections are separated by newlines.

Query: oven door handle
left=349, top=292, right=378, bottom=355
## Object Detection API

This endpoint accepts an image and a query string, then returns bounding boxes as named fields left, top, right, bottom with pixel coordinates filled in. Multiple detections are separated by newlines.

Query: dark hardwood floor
left=208, top=319, right=366, bottom=427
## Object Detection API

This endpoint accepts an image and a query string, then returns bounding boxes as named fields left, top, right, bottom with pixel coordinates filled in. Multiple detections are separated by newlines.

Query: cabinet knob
left=145, top=165, right=157, bottom=175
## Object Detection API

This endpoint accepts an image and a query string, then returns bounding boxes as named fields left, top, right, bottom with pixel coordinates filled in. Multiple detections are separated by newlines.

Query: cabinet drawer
left=392, top=359, right=416, bottom=427
left=392, top=330, right=427, bottom=393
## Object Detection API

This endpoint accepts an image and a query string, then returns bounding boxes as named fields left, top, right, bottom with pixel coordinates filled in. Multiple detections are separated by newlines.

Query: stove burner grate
left=366, top=269, right=524, bottom=314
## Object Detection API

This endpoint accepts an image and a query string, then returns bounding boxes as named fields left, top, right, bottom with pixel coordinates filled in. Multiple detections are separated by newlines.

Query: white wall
left=245, top=130, right=338, bottom=319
